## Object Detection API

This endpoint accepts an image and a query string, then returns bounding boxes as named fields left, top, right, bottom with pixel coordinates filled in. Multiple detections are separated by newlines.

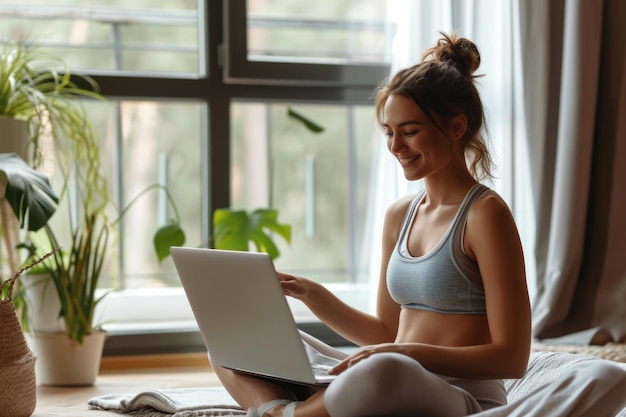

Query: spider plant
left=0, top=40, right=104, bottom=181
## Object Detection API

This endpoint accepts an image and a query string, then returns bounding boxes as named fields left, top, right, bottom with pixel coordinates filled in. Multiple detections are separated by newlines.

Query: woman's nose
left=388, top=133, right=403, bottom=152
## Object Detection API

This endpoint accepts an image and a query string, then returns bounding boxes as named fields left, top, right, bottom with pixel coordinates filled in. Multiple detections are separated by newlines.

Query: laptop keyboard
left=311, top=364, right=333, bottom=376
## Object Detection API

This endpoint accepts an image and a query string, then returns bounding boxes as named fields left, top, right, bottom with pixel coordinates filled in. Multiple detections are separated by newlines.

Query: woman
left=214, top=32, right=531, bottom=417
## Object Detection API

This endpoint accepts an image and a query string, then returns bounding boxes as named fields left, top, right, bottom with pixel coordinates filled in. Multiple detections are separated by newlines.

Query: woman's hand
left=277, top=272, right=395, bottom=348
left=329, top=343, right=405, bottom=375
left=276, top=271, right=317, bottom=300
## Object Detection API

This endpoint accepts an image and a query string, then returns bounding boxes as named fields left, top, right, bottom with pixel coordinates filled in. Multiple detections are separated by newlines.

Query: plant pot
left=26, top=330, right=106, bottom=386
left=0, top=299, right=37, bottom=417
left=0, top=117, right=28, bottom=159
left=20, top=272, right=65, bottom=333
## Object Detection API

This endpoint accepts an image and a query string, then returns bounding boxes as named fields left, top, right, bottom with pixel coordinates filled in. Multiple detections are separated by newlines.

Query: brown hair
left=374, top=32, right=494, bottom=180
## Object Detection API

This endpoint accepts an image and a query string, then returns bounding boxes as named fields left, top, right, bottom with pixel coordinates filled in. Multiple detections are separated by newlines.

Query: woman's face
left=382, top=94, right=458, bottom=181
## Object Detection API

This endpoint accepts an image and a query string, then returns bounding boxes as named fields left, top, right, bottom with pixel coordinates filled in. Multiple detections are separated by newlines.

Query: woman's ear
left=449, top=114, right=468, bottom=140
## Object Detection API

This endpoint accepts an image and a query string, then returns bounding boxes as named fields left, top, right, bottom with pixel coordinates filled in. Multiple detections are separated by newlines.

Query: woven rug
left=533, top=342, right=626, bottom=363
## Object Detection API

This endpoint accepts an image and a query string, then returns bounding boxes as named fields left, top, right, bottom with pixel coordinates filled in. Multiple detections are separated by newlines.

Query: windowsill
left=97, top=283, right=370, bottom=355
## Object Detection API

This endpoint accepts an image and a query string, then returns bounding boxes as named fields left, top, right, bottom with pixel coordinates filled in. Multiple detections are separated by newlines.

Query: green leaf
left=213, top=208, right=291, bottom=260
left=287, top=107, right=325, bottom=134
left=154, top=221, right=186, bottom=262
left=0, top=153, right=58, bottom=231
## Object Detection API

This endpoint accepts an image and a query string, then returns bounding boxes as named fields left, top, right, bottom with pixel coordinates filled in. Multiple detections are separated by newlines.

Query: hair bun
left=424, top=33, right=481, bottom=76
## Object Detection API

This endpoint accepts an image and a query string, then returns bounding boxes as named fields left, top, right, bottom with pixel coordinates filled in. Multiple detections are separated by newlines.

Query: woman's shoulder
left=386, top=193, right=420, bottom=218
left=381, top=193, right=420, bottom=245
left=467, top=188, right=518, bottom=234
left=471, top=188, right=512, bottom=217
left=383, top=193, right=421, bottom=231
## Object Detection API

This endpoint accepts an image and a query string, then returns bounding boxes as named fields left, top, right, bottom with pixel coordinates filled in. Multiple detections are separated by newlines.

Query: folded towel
left=88, top=387, right=245, bottom=417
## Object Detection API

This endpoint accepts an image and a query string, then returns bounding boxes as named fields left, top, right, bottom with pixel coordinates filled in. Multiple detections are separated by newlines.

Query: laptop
left=170, top=246, right=337, bottom=386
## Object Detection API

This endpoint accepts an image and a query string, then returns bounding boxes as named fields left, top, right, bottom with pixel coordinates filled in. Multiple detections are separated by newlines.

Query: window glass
left=115, top=101, right=204, bottom=288
left=31, top=100, right=204, bottom=290
left=230, top=102, right=378, bottom=285
left=0, top=0, right=202, bottom=75
left=246, top=0, right=390, bottom=65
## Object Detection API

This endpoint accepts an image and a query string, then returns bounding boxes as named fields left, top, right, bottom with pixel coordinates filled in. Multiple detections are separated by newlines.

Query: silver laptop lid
left=170, top=247, right=325, bottom=385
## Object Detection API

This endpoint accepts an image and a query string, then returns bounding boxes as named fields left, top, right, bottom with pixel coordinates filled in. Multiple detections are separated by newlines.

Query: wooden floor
left=34, top=354, right=224, bottom=417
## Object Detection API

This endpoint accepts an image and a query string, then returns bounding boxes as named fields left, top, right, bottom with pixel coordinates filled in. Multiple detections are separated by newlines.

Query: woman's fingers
left=329, top=346, right=377, bottom=375
left=276, top=271, right=305, bottom=298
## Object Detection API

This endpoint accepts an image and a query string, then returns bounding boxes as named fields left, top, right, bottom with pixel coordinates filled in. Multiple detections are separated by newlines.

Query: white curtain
left=365, top=0, right=534, bottom=309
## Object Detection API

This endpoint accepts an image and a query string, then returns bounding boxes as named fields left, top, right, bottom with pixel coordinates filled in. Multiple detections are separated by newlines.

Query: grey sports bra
left=386, top=184, right=488, bottom=314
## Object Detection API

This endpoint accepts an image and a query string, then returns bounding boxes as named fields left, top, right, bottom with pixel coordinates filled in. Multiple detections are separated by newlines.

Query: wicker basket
left=0, top=248, right=59, bottom=417
left=0, top=298, right=37, bottom=417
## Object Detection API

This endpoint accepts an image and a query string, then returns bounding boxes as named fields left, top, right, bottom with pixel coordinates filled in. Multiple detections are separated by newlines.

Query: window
left=246, top=0, right=389, bottom=64
left=1, top=0, right=391, bottom=351
left=0, top=1, right=202, bottom=75
left=223, top=0, right=390, bottom=85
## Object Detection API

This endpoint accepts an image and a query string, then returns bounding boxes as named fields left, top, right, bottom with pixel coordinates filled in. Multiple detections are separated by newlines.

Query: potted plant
left=0, top=40, right=185, bottom=386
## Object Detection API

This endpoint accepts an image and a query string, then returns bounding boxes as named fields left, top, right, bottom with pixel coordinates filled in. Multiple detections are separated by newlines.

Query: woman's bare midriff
left=394, top=308, right=492, bottom=346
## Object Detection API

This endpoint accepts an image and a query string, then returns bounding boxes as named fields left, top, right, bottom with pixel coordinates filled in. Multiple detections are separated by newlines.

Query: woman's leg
left=324, top=352, right=482, bottom=417
left=249, top=352, right=485, bottom=417
left=213, top=365, right=296, bottom=410
left=216, top=352, right=482, bottom=417
left=214, top=365, right=331, bottom=417
left=213, top=329, right=349, bottom=417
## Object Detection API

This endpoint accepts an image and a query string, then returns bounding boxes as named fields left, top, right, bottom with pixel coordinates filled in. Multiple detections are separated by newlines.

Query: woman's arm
left=279, top=196, right=411, bottom=347
left=461, top=191, right=532, bottom=377
left=279, top=274, right=389, bottom=346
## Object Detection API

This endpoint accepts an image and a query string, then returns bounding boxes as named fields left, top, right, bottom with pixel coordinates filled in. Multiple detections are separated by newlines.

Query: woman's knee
left=325, top=354, right=422, bottom=404
left=336, top=353, right=417, bottom=389
left=324, top=353, right=442, bottom=417
left=360, top=352, right=420, bottom=382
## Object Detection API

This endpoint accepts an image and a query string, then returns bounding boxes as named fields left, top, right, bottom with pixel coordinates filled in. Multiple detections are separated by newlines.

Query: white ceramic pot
left=26, top=330, right=106, bottom=386
left=20, top=272, right=65, bottom=333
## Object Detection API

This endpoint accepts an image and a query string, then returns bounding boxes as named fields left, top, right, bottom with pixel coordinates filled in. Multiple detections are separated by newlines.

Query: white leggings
left=299, top=332, right=506, bottom=417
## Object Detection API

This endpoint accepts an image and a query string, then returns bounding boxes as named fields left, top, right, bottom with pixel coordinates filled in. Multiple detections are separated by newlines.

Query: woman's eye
left=404, top=131, right=417, bottom=136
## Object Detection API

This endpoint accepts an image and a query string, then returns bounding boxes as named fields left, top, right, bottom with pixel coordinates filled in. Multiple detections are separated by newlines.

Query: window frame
left=222, top=0, right=390, bottom=87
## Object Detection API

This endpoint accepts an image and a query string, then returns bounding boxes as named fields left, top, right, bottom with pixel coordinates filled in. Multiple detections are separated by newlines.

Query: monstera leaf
left=0, top=153, right=58, bottom=231
left=213, top=208, right=291, bottom=260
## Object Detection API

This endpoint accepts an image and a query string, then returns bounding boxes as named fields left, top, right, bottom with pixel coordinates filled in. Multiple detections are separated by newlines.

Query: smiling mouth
left=398, top=155, right=420, bottom=166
